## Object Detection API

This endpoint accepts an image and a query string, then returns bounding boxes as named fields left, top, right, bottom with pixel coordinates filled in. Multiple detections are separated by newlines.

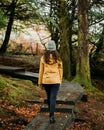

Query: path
left=0, top=65, right=85, bottom=130
left=23, top=81, right=84, bottom=130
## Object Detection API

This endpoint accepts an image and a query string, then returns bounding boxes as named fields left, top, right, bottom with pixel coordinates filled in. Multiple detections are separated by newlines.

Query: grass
left=83, top=84, right=104, bottom=103
left=0, top=74, right=40, bottom=106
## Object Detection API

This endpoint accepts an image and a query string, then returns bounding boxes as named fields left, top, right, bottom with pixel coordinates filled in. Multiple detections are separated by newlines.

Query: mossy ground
left=0, top=75, right=41, bottom=106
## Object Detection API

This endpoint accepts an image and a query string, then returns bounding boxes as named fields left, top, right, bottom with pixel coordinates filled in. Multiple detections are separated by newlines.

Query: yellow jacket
left=38, top=56, right=63, bottom=85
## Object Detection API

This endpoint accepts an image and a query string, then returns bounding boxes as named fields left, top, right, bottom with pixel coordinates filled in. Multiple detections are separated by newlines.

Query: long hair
left=44, top=50, right=61, bottom=64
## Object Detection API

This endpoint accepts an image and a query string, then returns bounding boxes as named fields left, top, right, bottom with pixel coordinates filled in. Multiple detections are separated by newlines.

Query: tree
left=0, top=0, right=17, bottom=53
left=58, top=0, right=71, bottom=80
left=0, top=0, right=39, bottom=53
left=49, top=0, right=59, bottom=44
left=67, top=0, right=77, bottom=76
left=0, top=0, right=103, bottom=84
left=74, top=0, right=92, bottom=87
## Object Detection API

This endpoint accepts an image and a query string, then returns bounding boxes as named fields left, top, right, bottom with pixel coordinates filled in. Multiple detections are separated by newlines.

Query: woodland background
left=0, top=0, right=104, bottom=130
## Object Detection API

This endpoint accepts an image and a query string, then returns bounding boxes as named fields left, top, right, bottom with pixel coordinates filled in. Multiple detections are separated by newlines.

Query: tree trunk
left=68, top=0, right=76, bottom=76
left=74, top=0, right=92, bottom=87
left=59, top=0, right=71, bottom=80
left=0, top=0, right=16, bottom=54
left=49, top=0, right=59, bottom=46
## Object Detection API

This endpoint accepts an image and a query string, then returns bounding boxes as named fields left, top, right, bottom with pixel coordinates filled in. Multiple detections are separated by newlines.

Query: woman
left=38, top=40, right=63, bottom=123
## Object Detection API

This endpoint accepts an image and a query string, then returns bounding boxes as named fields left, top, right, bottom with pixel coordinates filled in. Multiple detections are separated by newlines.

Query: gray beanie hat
left=47, top=40, right=56, bottom=51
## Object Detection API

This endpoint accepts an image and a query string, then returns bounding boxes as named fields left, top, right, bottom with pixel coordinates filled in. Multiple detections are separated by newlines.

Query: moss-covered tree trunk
left=74, top=0, right=92, bottom=87
left=59, top=0, right=71, bottom=80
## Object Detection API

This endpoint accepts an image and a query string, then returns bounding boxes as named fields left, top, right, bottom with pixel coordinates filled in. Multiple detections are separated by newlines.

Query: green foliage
left=0, top=9, right=7, bottom=29
left=90, top=10, right=104, bottom=20
left=0, top=0, right=41, bottom=28
left=0, top=82, right=3, bottom=88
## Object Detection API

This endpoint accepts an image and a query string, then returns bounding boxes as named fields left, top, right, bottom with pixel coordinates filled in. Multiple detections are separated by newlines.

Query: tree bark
left=74, top=0, right=92, bottom=87
left=59, top=0, right=71, bottom=80
left=0, top=0, right=16, bottom=54
left=68, top=0, right=76, bottom=76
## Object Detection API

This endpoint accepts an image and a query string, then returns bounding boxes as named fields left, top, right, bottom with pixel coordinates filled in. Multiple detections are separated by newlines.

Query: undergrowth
left=0, top=75, right=40, bottom=106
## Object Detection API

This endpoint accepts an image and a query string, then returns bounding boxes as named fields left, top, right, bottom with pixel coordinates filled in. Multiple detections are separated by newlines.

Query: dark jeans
left=43, top=84, right=60, bottom=117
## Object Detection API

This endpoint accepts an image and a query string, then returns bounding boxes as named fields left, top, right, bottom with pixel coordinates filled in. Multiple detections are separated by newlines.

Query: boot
left=49, top=116, right=56, bottom=124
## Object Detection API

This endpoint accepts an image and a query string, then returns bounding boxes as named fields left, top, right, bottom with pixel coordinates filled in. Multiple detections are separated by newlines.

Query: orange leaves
left=15, top=104, right=41, bottom=120
left=0, top=103, right=41, bottom=130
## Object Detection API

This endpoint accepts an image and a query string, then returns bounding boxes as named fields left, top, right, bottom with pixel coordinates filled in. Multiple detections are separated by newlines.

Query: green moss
left=0, top=75, right=39, bottom=106
left=72, top=75, right=104, bottom=101
left=73, top=74, right=92, bottom=88
left=86, top=87, right=104, bottom=102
